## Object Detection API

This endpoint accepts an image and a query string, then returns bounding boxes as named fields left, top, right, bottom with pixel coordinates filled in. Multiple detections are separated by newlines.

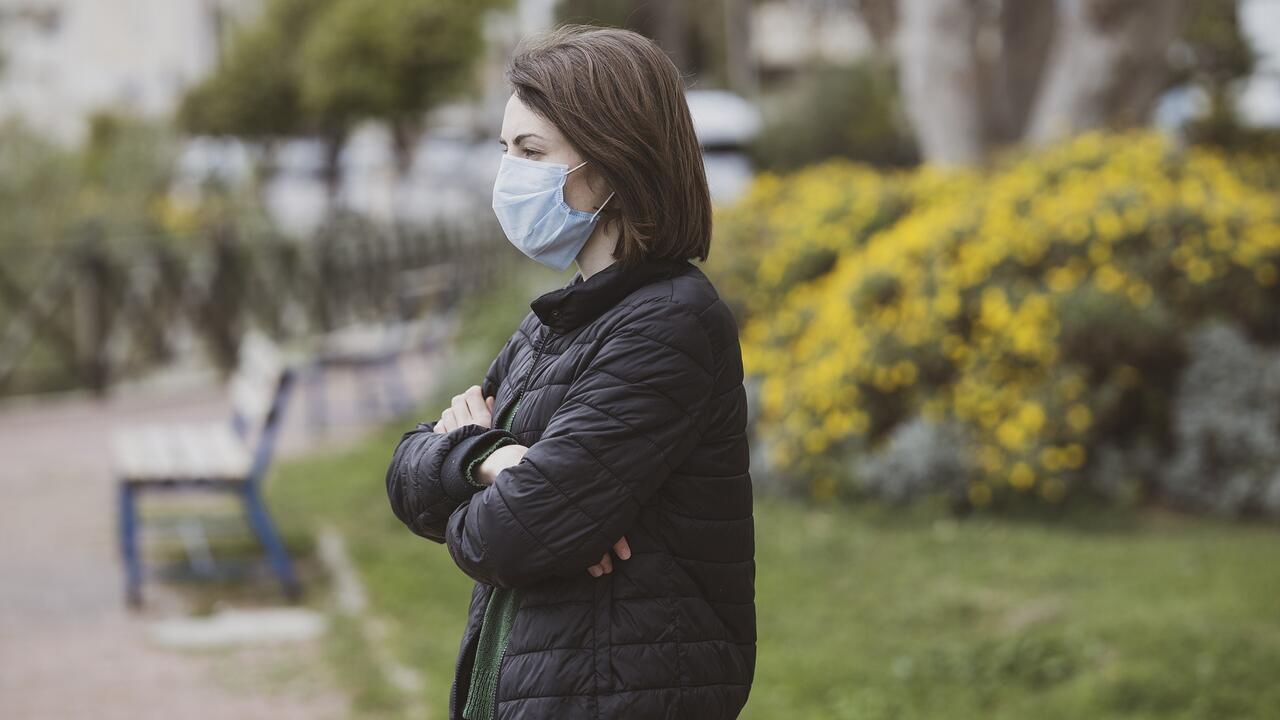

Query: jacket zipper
left=488, top=634, right=511, bottom=720
left=486, top=325, right=551, bottom=719
left=501, top=325, right=549, bottom=430
left=453, top=605, right=477, bottom=718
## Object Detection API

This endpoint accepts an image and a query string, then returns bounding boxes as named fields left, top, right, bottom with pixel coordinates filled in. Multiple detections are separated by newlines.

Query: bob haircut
left=505, top=23, right=712, bottom=271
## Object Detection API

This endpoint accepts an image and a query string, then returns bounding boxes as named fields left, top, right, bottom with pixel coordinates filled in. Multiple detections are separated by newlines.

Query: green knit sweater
left=460, top=398, right=522, bottom=720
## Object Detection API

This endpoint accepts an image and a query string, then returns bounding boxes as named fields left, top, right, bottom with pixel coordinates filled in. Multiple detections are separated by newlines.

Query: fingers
left=588, top=552, right=613, bottom=577
left=464, top=386, right=491, bottom=427
left=588, top=537, right=632, bottom=577
left=448, top=385, right=491, bottom=430
left=450, top=392, right=469, bottom=428
left=613, top=536, right=631, bottom=560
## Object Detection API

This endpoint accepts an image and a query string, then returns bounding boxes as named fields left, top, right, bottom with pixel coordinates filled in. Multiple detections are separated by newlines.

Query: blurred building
left=750, top=0, right=874, bottom=75
left=0, top=0, right=258, bottom=144
left=1238, top=0, right=1280, bottom=127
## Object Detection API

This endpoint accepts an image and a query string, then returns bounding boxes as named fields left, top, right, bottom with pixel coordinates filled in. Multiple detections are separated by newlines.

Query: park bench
left=111, top=329, right=300, bottom=609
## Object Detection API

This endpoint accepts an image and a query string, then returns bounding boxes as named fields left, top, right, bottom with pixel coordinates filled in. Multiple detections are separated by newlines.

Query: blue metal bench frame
left=116, top=366, right=300, bottom=609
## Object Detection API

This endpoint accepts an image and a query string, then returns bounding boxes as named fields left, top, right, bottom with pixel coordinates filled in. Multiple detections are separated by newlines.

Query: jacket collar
left=531, top=256, right=691, bottom=334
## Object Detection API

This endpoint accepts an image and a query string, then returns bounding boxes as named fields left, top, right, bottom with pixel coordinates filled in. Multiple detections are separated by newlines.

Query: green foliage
left=179, top=0, right=334, bottom=139
left=1169, top=0, right=1255, bottom=89
left=301, top=0, right=505, bottom=131
left=0, top=120, right=77, bottom=247
left=749, top=59, right=919, bottom=171
left=556, top=0, right=633, bottom=28
left=1169, top=0, right=1280, bottom=156
left=0, top=114, right=178, bottom=249
left=180, top=0, right=510, bottom=144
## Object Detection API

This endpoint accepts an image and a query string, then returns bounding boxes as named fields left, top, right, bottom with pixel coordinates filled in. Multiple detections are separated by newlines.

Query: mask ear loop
left=566, top=160, right=614, bottom=221
left=589, top=191, right=615, bottom=221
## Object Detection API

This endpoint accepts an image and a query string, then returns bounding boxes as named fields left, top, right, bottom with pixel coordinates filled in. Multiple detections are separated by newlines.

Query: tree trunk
left=860, top=0, right=1188, bottom=164
left=322, top=130, right=345, bottom=207
left=894, top=0, right=987, bottom=165
left=389, top=120, right=420, bottom=181
left=251, top=140, right=280, bottom=189
left=722, top=0, right=756, bottom=97
left=634, top=0, right=690, bottom=74
left=986, top=0, right=1057, bottom=145
left=852, top=0, right=898, bottom=47
left=1025, top=0, right=1190, bottom=145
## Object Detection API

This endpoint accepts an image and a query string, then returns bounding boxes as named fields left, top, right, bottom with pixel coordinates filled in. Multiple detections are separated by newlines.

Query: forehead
left=500, top=93, right=565, bottom=143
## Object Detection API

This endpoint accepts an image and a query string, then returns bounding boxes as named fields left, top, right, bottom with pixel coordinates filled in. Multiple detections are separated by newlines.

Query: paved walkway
left=0, top=343, right=447, bottom=719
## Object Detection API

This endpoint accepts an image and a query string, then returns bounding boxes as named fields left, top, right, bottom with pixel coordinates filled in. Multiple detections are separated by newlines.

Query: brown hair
left=505, top=23, right=712, bottom=270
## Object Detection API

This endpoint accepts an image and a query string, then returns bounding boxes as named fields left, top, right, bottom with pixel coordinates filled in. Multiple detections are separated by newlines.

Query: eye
left=523, top=149, right=543, bottom=159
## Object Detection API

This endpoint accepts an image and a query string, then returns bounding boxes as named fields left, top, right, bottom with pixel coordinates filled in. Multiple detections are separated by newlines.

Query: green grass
left=264, top=275, right=1280, bottom=720
left=270, top=441, right=1280, bottom=720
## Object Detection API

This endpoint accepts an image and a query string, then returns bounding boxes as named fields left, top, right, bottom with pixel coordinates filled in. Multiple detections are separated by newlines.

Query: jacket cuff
left=442, top=427, right=520, bottom=503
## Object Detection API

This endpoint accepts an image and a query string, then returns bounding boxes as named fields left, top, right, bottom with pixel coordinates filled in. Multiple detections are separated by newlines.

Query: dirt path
left=0, top=345, right=445, bottom=719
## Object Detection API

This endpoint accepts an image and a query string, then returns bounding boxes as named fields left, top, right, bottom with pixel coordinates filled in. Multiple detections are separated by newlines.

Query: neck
left=574, top=215, right=622, bottom=281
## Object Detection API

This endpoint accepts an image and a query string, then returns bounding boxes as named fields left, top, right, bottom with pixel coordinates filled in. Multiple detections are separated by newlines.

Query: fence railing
left=0, top=214, right=516, bottom=396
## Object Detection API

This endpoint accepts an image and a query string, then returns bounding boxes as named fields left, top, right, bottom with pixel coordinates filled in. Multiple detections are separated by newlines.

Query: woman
left=385, top=24, right=755, bottom=720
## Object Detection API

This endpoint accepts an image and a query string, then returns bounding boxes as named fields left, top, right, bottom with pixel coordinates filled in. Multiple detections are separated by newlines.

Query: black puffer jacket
left=386, top=256, right=756, bottom=719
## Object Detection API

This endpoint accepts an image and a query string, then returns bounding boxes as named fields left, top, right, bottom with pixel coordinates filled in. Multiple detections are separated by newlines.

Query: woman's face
left=498, top=92, right=609, bottom=214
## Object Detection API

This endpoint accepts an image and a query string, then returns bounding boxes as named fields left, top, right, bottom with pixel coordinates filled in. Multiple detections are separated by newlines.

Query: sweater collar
left=530, top=256, right=691, bottom=333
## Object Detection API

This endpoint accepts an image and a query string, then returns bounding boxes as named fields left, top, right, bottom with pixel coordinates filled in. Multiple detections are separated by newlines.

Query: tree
left=178, top=0, right=335, bottom=183
left=299, top=0, right=505, bottom=181
left=178, top=0, right=507, bottom=204
left=855, top=0, right=1193, bottom=166
left=1167, top=0, right=1269, bottom=153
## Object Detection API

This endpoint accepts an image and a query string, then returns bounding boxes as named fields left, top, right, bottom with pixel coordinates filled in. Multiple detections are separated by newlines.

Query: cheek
left=561, top=175, right=592, bottom=212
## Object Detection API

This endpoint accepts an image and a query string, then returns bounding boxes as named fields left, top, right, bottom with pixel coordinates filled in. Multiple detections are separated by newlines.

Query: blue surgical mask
left=491, top=153, right=615, bottom=271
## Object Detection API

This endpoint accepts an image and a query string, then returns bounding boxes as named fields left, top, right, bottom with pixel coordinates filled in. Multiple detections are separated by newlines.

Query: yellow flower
left=997, top=421, right=1028, bottom=451
left=1066, top=404, right=1092, bottom=434
left=1126, top=282, right=1154, bottom=307
left=1019, top=402, right=1046, bottom=433
left=968, top=482, right=993, bottom=507
left=1094, top=264, right=1125, bottom=293
left=978, top=445, right=1004, bottom=473
left=724, top=129, right=1280, bottom=507
left=1010, top=461, right=1035, bottom=490
left=811, top=474, right=837, bottom=501
left=1039, top=446, right=1063, bottom=472
left=1062, top=443, right=1086, bottom=469
left=1047, top=266, right=1080, bottom=293
left=1039, top=477, right=1067, bottom=502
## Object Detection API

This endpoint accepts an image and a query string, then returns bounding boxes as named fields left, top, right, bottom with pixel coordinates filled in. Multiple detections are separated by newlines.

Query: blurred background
left=1, top=1, right=1279, bottom=718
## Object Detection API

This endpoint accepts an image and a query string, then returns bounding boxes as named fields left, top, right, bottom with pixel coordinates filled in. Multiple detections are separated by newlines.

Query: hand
left=587, top=536, right=631, bottom=577
left=433, top=386, right=495, bottom=434
left=476, top=443, right=528, bottom=486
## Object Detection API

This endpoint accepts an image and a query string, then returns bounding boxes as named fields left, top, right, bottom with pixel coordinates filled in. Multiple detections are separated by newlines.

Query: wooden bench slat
left=112, top=422, right=251, bottom=481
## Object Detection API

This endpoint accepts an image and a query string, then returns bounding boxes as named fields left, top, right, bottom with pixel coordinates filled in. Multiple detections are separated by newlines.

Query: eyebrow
left=498, top=132, right=545, bottom=146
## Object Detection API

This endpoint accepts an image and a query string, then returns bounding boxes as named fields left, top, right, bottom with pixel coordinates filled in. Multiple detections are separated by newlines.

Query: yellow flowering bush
left=713, top=131, right=1280, bottom=509
left=709, top=159, right=972, bottom=321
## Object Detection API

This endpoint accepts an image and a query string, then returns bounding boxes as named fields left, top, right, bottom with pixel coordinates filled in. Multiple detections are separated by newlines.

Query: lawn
left=266, top=278, right=1280, bottom=720
left=271, top=437, right=1280, bottom=720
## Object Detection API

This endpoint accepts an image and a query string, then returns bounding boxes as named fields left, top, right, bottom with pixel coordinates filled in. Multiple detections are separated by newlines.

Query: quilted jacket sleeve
left=444, top=300, right=716, bottom=588
left=384, top=330, right=522, bottom=543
